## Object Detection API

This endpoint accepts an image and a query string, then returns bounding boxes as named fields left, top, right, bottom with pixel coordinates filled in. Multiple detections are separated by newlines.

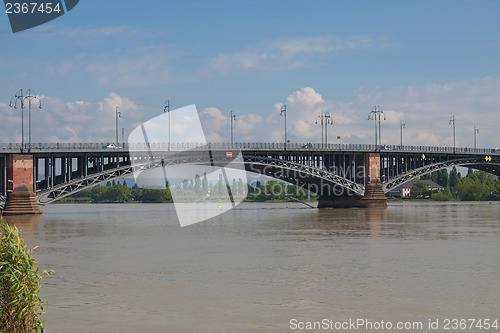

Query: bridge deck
left=1, top=142, right=499, bottom=155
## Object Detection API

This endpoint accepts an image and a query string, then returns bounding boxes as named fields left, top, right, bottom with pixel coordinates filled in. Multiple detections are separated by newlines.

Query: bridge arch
left=36, top=152, right=365, bottom=205
left=382, top=155, right=500, bottom=193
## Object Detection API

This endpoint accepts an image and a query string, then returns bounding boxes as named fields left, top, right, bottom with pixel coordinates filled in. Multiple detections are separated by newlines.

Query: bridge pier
left=2, top=155, right=42, bottom=215
left=318, top=153, right=387, bottom=208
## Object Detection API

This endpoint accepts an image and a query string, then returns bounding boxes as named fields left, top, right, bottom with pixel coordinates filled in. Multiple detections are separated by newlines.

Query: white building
left=388, top=179, right=444, bottom=198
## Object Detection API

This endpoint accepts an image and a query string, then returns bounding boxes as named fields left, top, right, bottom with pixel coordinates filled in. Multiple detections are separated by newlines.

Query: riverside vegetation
left=0, top=222, right=48, bottom=333
left=409, top=167, right=500, bottom=201
left=62, top=175, right=316, bottom=204
left=60, top=168, right=499, bottom=203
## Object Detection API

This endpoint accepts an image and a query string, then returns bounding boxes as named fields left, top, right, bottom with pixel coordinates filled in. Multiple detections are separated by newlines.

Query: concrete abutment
left=2, top=154, right=42, bottom=215
left=318, top=152, right=387, bottom=208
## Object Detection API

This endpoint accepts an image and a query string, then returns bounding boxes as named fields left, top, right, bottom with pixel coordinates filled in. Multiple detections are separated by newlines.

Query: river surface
left=4, top=202, right=500, bottom=333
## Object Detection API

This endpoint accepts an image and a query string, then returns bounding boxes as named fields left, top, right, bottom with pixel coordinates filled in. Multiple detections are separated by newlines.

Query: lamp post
left=315, top=112, right=324, bottom=146
left=230, top=110, right=236, bottom=145
left=9, top=89, right=42, bottom=153
left=368, top=106, right=385, bottom=148
left=324, top=112, right=333, bottom=147
left=280, top=104, right=287, bottom=151
left=315, top=112, right=333, bottom=147
left=163, top=100, right=171, bottom=151
left=400, top=120, right=406, bottom=146
left=474, top=126, right=479, bottom=149
left=115, top=107, right=121, bottom=145
left=449, top=116, right=456, bottom=153
left=25, top=90, right=42, bottom=152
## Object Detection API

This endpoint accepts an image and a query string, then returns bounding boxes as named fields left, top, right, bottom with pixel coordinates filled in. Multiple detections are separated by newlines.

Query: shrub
left=0, top=223, right=46, bottom=333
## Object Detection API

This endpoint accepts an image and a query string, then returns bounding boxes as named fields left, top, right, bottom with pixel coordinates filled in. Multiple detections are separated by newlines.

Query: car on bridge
left=105, top=143, right=121, bottom=149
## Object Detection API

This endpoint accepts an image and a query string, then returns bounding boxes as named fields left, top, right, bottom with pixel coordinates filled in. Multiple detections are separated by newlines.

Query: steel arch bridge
left=0, top=142, right=499, bottom=210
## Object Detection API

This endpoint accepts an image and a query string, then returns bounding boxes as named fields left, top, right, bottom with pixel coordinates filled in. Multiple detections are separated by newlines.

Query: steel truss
left=36, top=150, right=367, bottom=204
left=383, top=156, right=498, bottom=193
left=241, top=155, right=365, bottom=196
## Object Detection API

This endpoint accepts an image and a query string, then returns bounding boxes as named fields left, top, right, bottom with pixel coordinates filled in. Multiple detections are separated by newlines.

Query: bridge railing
left=1, top=142, right=499, bottom=154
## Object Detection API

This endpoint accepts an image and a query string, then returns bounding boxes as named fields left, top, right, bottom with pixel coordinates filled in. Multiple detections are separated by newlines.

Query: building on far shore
left=388, top=179, right=444, bottom=198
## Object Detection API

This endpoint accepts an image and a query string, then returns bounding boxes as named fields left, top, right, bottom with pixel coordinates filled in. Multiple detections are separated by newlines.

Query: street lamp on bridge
left=315, top=112, right=333, bottom=147
left=368, top=106, right=385, bottom=148
left=115, top=107, right=121, bottom=145
left=280, top=104, right=287, bottom=151
left=474, top=126, right=479, bottom=149
left=400, top=120, right=406, bottom=146
left=230, top=110, right=236, bottom=145
left=449, top=116, right=456, bottom=153
left=9, top=89, right=42, bottom=153
left=164, top=100, right=171, bottom=151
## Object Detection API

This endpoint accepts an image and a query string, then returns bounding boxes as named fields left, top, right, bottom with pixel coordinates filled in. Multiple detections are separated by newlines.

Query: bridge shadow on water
left=278, top=206, right=388, bottom=239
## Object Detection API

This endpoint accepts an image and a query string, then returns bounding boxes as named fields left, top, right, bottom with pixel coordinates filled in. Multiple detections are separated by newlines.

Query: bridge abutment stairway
left=3, top=154, right=42, bottom=215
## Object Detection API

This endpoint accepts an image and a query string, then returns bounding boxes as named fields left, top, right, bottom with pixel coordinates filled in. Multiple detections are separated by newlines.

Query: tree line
left=64, top=168, right=498, bottom=203
left=412, top=167, right=500, bottom=201
left=65, top=176, right=316, bottom=203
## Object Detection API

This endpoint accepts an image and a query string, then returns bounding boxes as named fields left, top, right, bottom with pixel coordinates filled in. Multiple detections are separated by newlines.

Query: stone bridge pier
left=3, top=154, right=42, bottom=215
left=317, top=153, right=387, bottom=208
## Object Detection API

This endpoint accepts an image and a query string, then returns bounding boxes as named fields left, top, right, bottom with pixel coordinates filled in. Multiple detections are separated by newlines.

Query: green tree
left=449, top=167, right=460, bottom=188
left=202, top=172, right=208, bottom=194
left=410, top=181, right=431, bottom=198
left=454, top=177, right=488, bottom=201
left=432, top=187, right=453, bottom=201
left=438, top=169, right=449, bottom=187
left=101, top=184, right=131, bottom=202
left=231, top=178, right=237, bottom=195
left=194, top=174, right=201, bottom=195
left=89, top=185, right=106, bottom=201
left=238, top=178, right=244, bottom=195
left=218, top=174, right=224, bottom=194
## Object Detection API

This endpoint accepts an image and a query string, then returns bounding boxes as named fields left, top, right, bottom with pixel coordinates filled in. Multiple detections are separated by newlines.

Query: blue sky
left=1, top=0, right=500, bottom=147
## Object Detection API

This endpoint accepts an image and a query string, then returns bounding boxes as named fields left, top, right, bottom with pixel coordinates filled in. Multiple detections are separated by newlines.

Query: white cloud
left=86, top=46, right=174, bottom=88
left=234, top=114, right=264, bottom=134
left=2, top=78, right=499, bottom=150
left=195, top=77, right=500, bottom=148
left=209, top=34, right=388, bottom=74
left=200, top=107, right=228, bottom=131
left=352, top=77, right=500, bottom=147
left=47, top=24, right=145, bottom=41
left=0, top=93, right=145, bottom=143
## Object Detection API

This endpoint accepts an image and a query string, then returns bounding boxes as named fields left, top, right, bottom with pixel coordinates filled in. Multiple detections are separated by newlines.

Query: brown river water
left=4, top=201, right=500, bottom=333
